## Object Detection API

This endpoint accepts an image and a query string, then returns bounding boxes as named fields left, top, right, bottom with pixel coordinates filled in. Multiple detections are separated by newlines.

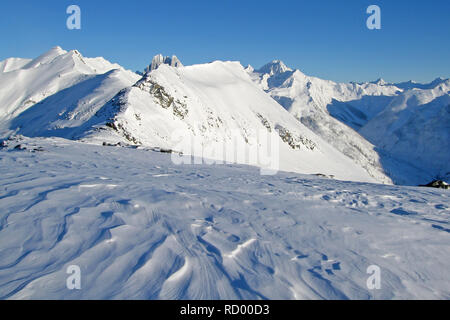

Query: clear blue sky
left=1, top=0, right=449, bottom=83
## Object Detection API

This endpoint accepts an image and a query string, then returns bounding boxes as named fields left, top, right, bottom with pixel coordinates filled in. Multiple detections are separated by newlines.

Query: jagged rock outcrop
left=419, top=180, right=449, bottom=190
left=146, top=54, right=183, bottom=72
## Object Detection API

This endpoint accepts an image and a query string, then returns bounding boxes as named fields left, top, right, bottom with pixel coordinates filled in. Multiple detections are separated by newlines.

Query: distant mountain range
left=247, top=60, right=449, bottom=185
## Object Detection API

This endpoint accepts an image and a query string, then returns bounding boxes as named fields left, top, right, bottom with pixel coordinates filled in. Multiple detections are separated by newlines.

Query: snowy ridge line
left=1, top=47, right=379, bottom=183
left=1, top=47, right=448, bottom=185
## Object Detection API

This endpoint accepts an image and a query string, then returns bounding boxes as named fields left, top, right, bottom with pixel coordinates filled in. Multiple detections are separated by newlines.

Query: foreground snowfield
left=0, top=137, right=449, bottom=299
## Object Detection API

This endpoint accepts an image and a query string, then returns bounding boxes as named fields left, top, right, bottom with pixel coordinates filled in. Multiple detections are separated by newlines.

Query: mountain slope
left=0, top=49, right=382, bottom=182
left=86, top=60, right=378, bottom=182
left=0, top=47, right=140, bottom=137
left=248, top=62, right=397, bottom=184
left=3, top=48, right=447, bottom=185
left=393, top=77, right=448, bottom=91
left=0, top=57, right=32, bottom=73
left=360, top=80, right=450, bottom=182
left=9, top=69, right=139, bottom=139
left=248, top=61, right=449, bottom=185
left=248, top=60, right=401, bottom=127
left=0, top=49, right=379, bottom=182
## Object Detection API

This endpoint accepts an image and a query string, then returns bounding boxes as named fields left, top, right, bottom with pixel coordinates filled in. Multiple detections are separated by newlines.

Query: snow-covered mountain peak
left=84, top=58, right=378, bottom=182
left=430, top=77, right=449, bottom=87
left=2, top=46, right=447, bottom=186
left=247, top=60, right=413, bottom=184
left=0, top=47, right=140, bottom=135
left=246, top=57, right=449, bottom=185
left=393, top=77, right=450, bottom=91
left=4, top=46, right=126, bottom=77
left=23, top=46, right=67, bottom=69
left=372, top=78, right=387, bottom=86
left=257, top=60, right=292, bottom=76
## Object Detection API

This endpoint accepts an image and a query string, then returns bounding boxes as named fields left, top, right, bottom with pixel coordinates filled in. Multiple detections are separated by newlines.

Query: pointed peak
left=45, top=46, right=67, bottom=56
left=42, top=46, right=68, bottom=58
left=245, top=65, right=254, bottom=73
left=70, top=49, right=82, bottom=55
left=431, top=77, right=447, bottom=84
left=372, top=78, right=387, bottom=86
left=257, top=60, right=292, bottom=76
left=23, top=46, right=68, bottom=69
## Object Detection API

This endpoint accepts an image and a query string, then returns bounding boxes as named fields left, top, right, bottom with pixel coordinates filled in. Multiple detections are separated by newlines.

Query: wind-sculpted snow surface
left=0, top=137, right=449, bottom=299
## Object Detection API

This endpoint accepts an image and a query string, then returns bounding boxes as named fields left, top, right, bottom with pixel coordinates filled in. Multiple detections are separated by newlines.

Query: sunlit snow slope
left=0, top=48, right=378, bottom=183
left=88, top=61, right=377, bottom=182
left=360, top=80, right=450, bottom=183
left=0, top=47, right=140, bottom=137
left=247, top=61, right=398, bottom=184
left=0, top=137, right=449, bottom=299
left=248, top=61, right=449, bottom=185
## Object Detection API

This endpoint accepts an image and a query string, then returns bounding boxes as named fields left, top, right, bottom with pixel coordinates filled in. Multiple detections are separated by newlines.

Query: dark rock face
left=14, top=144, right=26, bottom=150
left=419, top=180, right=449, bottom=189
